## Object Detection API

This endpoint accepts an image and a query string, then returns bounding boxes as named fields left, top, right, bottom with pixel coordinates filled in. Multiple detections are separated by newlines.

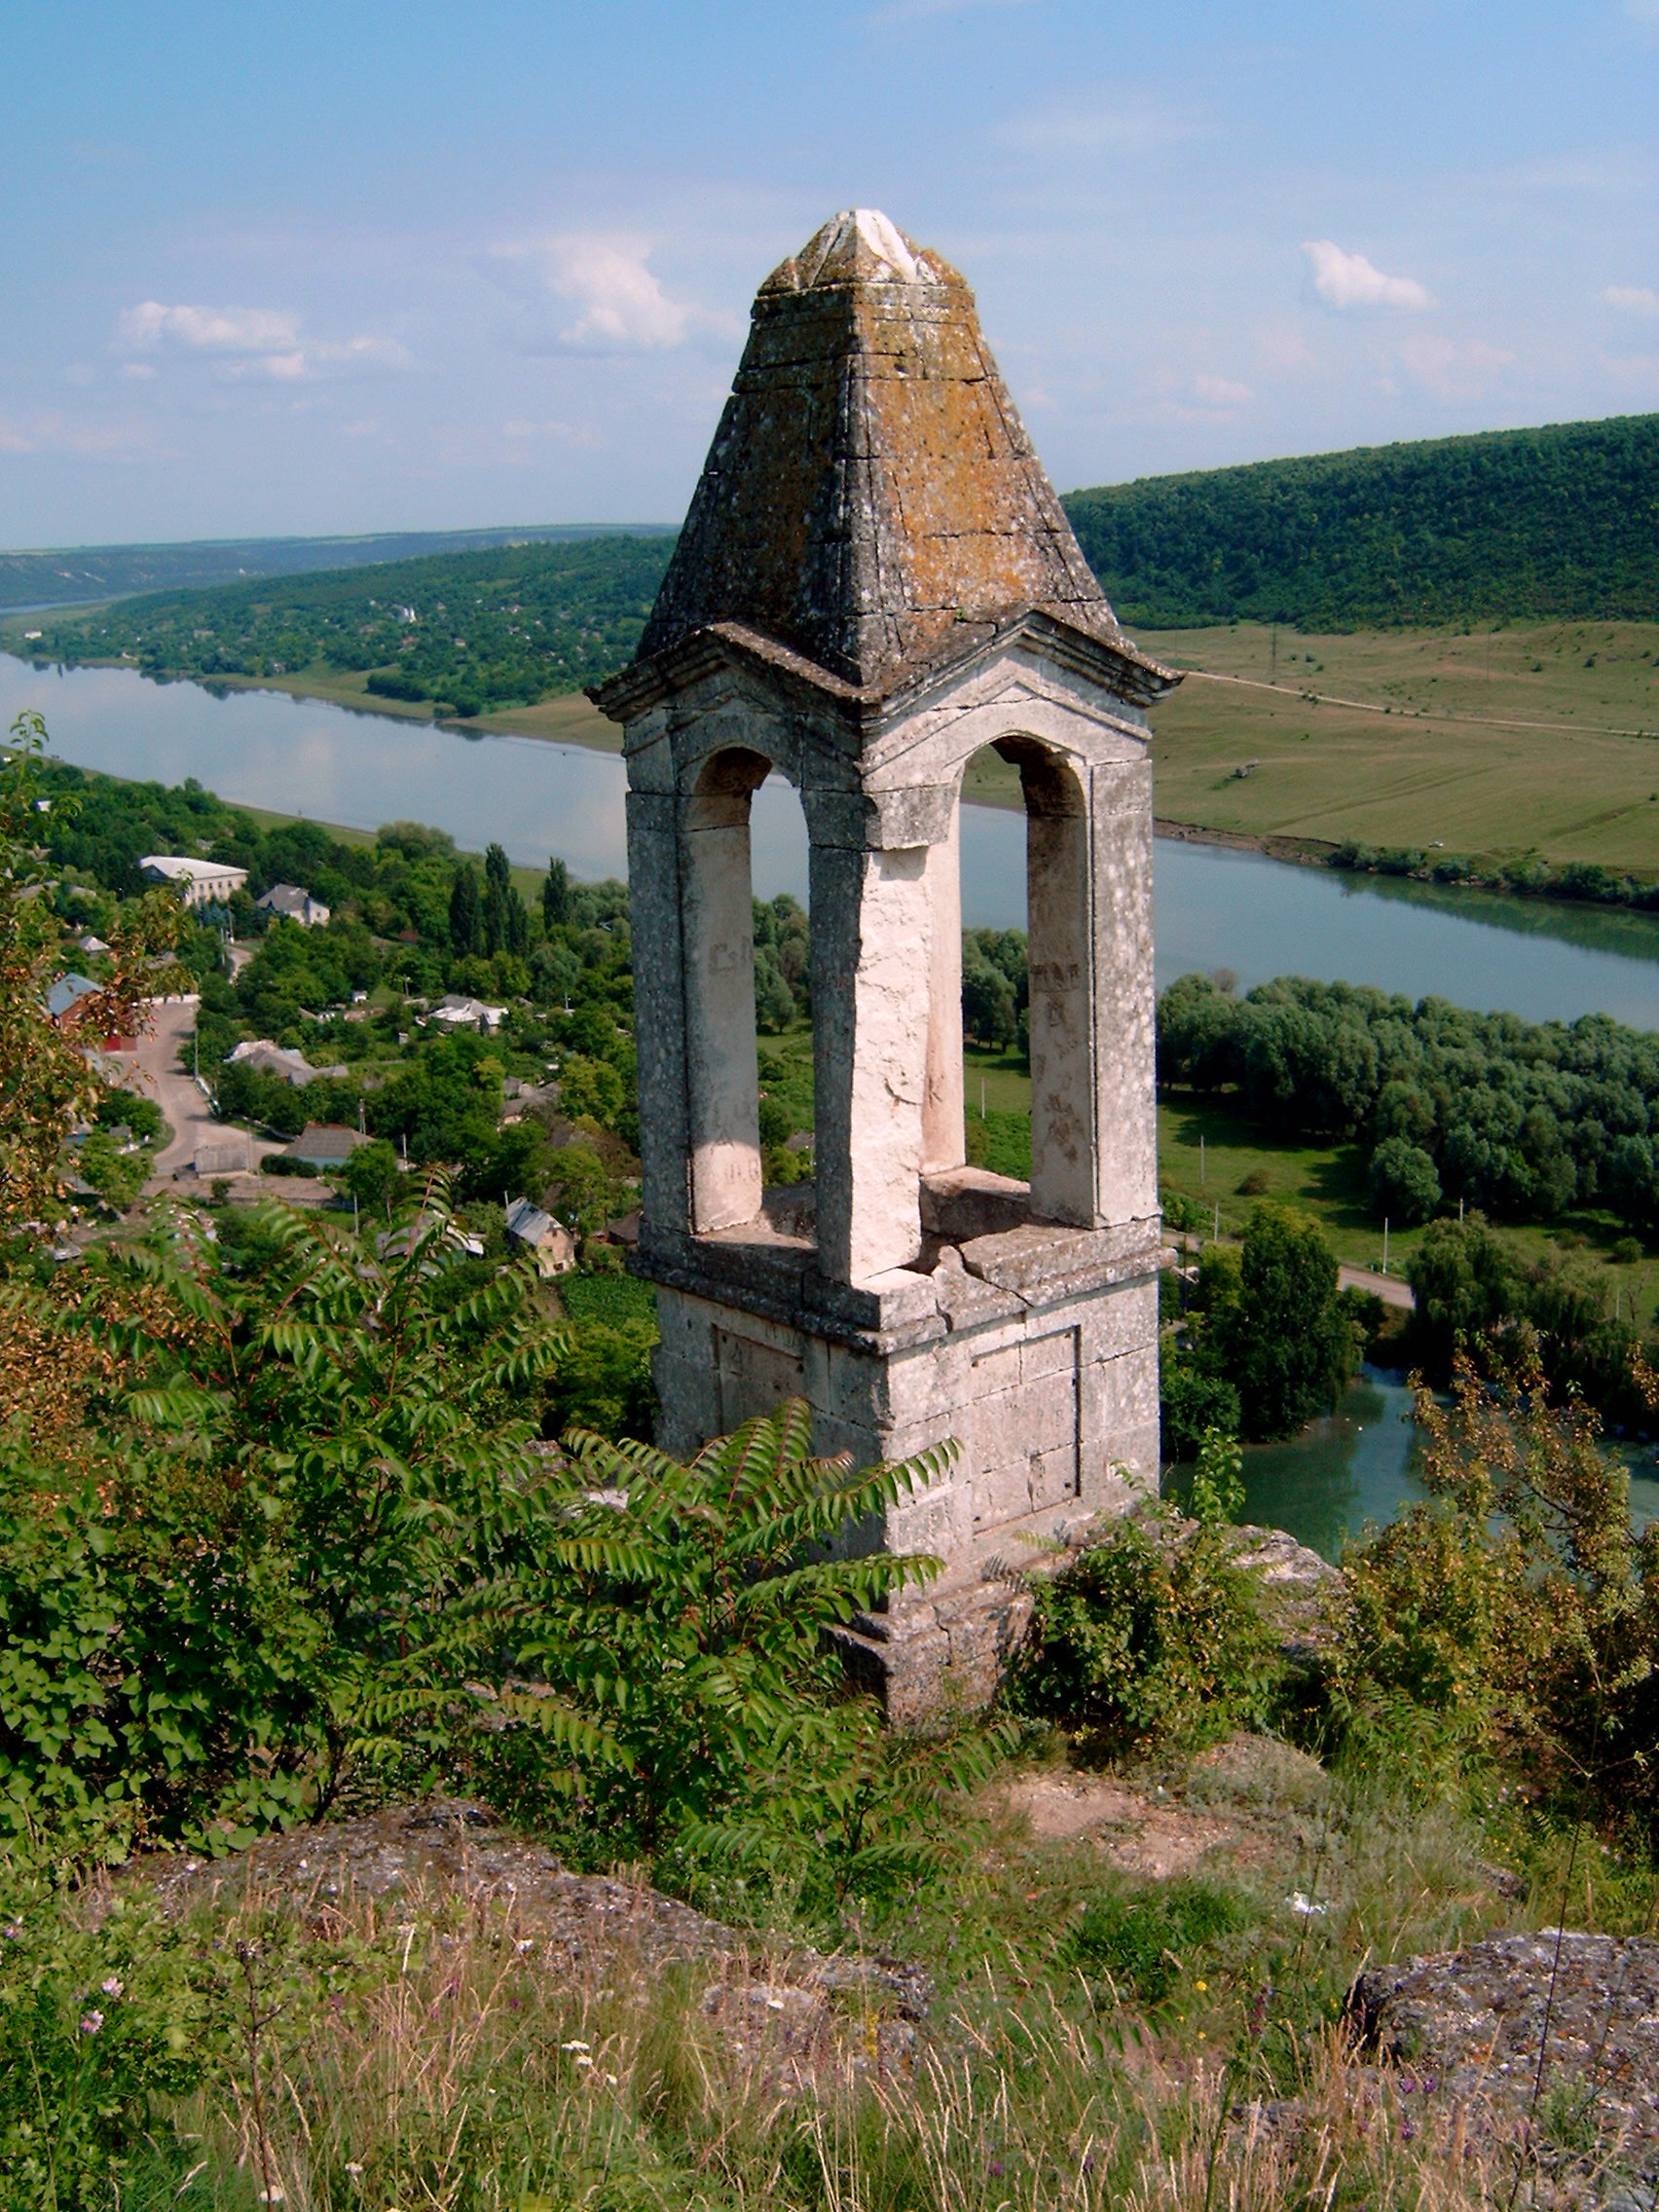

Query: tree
left=542, top=856, right=571, bottom=930
left=337, top=1137, right=402, bottom=1218
left=1369, top=1134, right=1441, bottom=1226
left=1215, top=1204, right=1358, bottom=1440
left=754, top=946, right=794, bottom=1033
left=448, top=862, right=483, bottom=957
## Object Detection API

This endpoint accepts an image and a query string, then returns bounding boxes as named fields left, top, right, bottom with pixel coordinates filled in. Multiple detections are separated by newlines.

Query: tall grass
left=105, top=1790, right=1560, bottom=2212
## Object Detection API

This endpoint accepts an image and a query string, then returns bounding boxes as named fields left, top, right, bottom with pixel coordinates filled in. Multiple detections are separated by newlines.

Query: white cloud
left=995, top=87, right=1202, bottom=156
left=1397, top=333, right=1515, bottom=400
left=115, top=302, right=408, bottom=382
left=119, top=301, right=300, bottom=351
left=1303, top=240, right=1432, bottom=312
left=1191, top=373, right=1253, bottom=409
left=488, top=234, right=710, bottom=352
left=1604, top=284, right=1659, bottom=315
left=117, top=361, right=156, bottom=381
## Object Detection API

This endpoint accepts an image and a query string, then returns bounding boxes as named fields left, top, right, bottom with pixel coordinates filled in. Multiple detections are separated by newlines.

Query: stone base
left=829, top=1580, right=1038, bottom=1727
left=636, top=1198, right=1166, bottom=1718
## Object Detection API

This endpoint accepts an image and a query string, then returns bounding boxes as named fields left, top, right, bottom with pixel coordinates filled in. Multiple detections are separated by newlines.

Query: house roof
left=504, top=1197, right=557, bottom=1243
left=610, top=208, right=1166, bottom=709
left=47, top=972, right=100, bottom=1019
left=256, top=883, right=324, bottom=914
left=141, top=855, right=246, bottom=883
left=283, top=1124, right=365, bottom=1163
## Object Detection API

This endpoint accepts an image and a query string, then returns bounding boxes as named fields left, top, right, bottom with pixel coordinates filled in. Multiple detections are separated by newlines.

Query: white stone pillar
left=920, top=806, right=965, bottom=1176
left=681, top=786, right=762, bottom=1233
left=809, top=799, right=935, bottom=1284
left=625, top=790, right=692, bottom=1236
left=1025, top=753, right=1097, bottom=1226
left=1088, top=756, right=1158, bottom=1227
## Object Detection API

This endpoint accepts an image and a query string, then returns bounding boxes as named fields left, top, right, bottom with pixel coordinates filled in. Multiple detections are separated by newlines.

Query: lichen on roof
left=635, top=208, right=1130, bottom=698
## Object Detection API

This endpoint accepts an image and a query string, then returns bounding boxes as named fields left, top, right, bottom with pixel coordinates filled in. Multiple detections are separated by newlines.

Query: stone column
left=809, top=797, right=935, bottom=1284
left=1024, top=752, right=1097, bottom=1226
left=681, top=786, right=762, bottom=1232
left=1088, top=756, right=1158, bottom=1227
left=624, top=789, right=692, bottom=1238
left=920, top=807, right=965, bottom=1176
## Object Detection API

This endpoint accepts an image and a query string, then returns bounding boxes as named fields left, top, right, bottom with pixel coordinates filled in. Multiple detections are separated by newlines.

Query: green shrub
left=1324, top=1350, right=1659, bottom=1822
left=1012, top=1506, right=1280, bottom=1753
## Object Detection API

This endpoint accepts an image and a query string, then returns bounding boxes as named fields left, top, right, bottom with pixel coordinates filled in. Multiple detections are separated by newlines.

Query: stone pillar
left=920, top=808, right=965, bottom=1176
left=810, top=806, right=935, bottom=1285
left=1023, top=751, right=1097, bottom=1227
left=624, top=789, right=692, bottom=1237
left=1089, top=757, right=1158, bottom=1227
left=681, top=784, right=762, bottom=1233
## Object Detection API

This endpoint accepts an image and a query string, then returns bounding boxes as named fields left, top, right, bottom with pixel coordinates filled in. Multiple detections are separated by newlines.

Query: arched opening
left=681, top=746, right=814, bottom=1242
left=931, top=735, right=1096, bottom=1229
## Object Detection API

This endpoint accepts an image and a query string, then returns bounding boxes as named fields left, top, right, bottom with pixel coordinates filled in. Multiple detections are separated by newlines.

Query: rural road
left=122, top=995, right=280, bottom=1181
left=1339, top=1263, right=1415, bottom=1310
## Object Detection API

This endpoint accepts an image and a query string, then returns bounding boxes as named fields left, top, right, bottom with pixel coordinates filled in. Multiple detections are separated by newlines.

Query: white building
left=140, top=855, right=248, bottom=907
left=256, top=883, right=331, bottom=928
left=430, top=994, right=507, bottom=1034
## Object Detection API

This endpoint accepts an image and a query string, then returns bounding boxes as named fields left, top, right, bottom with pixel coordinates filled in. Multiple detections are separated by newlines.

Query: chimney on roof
left=635, top=207, right=1124, bottom=695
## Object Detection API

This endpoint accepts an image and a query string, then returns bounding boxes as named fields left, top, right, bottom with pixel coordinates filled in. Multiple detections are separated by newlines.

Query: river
left=7, top=653, right=1658, bottom=1027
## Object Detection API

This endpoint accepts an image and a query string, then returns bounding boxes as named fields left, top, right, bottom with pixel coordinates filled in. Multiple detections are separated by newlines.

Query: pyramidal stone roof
left=630, top=208, right=1151, bottom=702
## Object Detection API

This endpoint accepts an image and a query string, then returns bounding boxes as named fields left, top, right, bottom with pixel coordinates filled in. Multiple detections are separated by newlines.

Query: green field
left=962, top=618, right=1659, bottom=876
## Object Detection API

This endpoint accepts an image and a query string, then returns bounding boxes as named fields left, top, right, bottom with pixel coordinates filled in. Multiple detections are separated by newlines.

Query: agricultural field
left=965, top=619, right=1659, bottom=876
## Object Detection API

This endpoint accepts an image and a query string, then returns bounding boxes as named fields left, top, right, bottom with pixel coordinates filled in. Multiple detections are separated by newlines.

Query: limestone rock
left=1350, top=1932, right=1659, bottom=2159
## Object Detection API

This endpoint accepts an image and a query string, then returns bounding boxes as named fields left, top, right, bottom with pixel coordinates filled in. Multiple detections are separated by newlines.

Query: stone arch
left=680, top=743, right=809, bottom=1235
left=926, top=730, right=1097, bottom=1227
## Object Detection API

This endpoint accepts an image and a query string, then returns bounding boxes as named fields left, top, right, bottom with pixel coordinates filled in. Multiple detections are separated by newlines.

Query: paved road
left=1339, top=1263, right=1415, bottom=1310
left=118, top=996, right=281, bottom=1181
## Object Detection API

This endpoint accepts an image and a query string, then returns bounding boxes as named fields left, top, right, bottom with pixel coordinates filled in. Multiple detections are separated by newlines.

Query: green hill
left=1061, top=413, right=1659, bottom=630
left=0, top=522, right=672, bottom=615
left=22, top=535, right=677, bottom=716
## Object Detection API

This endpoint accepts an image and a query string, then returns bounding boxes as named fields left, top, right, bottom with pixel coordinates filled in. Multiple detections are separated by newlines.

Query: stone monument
left=593, top=208, right=1181, bottom=1715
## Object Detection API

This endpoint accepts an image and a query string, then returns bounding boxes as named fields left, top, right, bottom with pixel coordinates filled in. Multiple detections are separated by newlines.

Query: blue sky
left=4, top=0, right=1655, bottom=547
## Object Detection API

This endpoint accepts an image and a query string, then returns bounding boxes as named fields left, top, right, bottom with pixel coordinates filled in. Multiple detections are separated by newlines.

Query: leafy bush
left=1012, top=1507, right=1279, bottom=1753
left=1159, top=1346, right=1241, bottom=1461
left=0, top=1884, right=204, bottom=2209
left=1324, top=1349, right=1659, bottom=1823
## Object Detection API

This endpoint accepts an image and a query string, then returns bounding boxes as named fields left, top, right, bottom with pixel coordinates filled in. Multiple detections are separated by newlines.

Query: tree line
left=25, top=535, right=675, bottom=718
left=1063, top=412, right=1659, bottom=629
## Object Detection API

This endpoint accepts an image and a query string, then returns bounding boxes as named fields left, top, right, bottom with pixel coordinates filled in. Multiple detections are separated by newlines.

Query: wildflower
left=561, top=2040, right=591, bottom=2052
left=80, top=2010, right=104, bottom=2036
left=1288, top=1892, right=1328, bottom=1917
left=100, top=1976, right=124, bottom=1998
left=1195, top=1979, right=1207, bottom=1992
left=575, top=2054, right=594, bottom=2069
left=1, top=1924, right=20, bottom=1941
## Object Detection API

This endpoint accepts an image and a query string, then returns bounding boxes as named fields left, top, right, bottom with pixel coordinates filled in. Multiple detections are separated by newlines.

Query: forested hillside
left=1062, top=413, right=1659, bottom=629
left=27, top=534, right=676, bottom=715
left=0, top=521, right=671, bottom=612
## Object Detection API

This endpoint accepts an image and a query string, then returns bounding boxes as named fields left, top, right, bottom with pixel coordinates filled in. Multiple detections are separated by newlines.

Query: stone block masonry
left=593, top=209, right=1181, bottom=1715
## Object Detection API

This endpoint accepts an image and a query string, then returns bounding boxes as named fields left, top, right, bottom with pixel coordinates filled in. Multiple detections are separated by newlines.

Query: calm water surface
left=7, top=654, right=1657, bottom=1026
left=1237, top=1368, right=1659, bottom=1563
